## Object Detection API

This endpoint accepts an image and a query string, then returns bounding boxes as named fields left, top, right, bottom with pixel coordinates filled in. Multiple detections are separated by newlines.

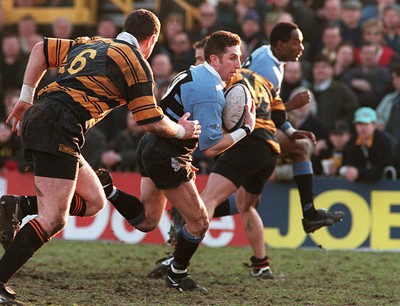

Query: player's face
left=279, top=29, right=304, bottom=62
left=213, top=45, right=242, bottom=83
left=194, top=48, right=205, bottom=65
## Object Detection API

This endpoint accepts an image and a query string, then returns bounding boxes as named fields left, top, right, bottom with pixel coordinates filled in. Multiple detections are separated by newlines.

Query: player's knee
left=289, top=139, right=312, bottom=160
left=188, top=215, right=209, bottom=237
left=85, top=195, right=107, bottom=216
left=46, top=216, right=68, bottom=236
left=135, top=218, right=159, bottom=232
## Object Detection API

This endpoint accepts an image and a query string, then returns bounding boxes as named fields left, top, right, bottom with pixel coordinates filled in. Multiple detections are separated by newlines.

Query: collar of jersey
left=116, top=31, right=139, bottom=48
left=266, top=45, right=284, bottom=66
left=203, top=61, right=226, bottom=87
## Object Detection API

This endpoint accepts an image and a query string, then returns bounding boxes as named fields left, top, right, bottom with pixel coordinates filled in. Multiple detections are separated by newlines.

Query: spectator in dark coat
left=340, top=107, right=395, bottom=182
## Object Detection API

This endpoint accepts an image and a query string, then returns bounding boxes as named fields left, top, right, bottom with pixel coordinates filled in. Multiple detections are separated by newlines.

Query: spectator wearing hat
left=339, top=107, right=395, bottom=182
left=312, top=120, right=352, bottom=176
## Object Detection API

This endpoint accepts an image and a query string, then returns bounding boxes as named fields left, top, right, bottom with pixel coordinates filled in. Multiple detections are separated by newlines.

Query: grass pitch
left=6, top=240, right=400, bottom=305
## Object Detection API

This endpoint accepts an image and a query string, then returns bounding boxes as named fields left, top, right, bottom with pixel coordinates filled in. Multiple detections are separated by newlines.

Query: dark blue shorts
left=137, top=133, right=195, bottom=189
left=212, top=135, right=278, bottom=195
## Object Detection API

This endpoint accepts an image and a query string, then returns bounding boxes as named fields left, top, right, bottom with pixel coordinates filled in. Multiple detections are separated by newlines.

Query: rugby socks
left=19, top=195, right=87, bottom=217
left=292, top=161, right=317, bottom=220
left=0, top=219, right=49, bottom=283
left=214, top=194, right=239, bottom=217
left=169, top=226, right=203, bottom=280
left=250, top=255, right=270, bottom=269
left=107, top=189, right=145, bottom=226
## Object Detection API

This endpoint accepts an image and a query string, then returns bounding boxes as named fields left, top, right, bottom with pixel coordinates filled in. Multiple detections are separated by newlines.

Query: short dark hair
left=123, top=9, right=160, bottom=42
left=203, top=30, right=241, bottom=62
left=269, top=22, right=299, bottom=47
left=193, top=36, right=209, bottom=50
left=313, top=54, right=334, bottom=67
left=390, top=63, right=400, bottom=76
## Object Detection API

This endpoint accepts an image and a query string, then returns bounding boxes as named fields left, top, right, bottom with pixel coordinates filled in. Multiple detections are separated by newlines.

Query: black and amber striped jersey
left=227, top=68, right=287, bottom=154
left=38, top=35, right=163, bottom=131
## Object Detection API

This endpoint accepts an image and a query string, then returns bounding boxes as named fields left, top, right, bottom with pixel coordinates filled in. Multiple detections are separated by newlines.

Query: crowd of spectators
left=2, top=0, right=400, bottom=181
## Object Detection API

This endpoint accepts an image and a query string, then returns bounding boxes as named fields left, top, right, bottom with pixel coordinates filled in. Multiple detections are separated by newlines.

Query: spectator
left=17, top=15, right=39, bottom=55
left=340, top=107, right=394, bottom=182
left=310, top=0, right=342, bottom=52
left=316, top=23, right=343, bottom=62
left=342, top=41, right=392, bottom=109
left=381, top=5, right=400, bottom=53
left=0, top=32, right=28, bottom=95
left=311, top=55, right=359, bottom=128
left=215, top=0, right=240, bottom=34
left=355, top=18, right=397, bottom=68
left=280, top=61, right=310, bottom=103
left=150, top=53, right=176, bottom=93
left=156, top=13, right=185, bottom=56
left=167, top=31, right=195, bottom=73
left=51, top=17, right=74, bottom=39
left=188, top=1, right=218, bottom=44
left=239, top=9, right=268, bottom=61
left=101, top=112, right=145, bottom=172
left=262, top=11, right=295, bottom=47
left=333, top=41, right=356, bottom=81
left=339, top=0, right=363, bottom=48
left=313, top=120, right=352, bottom=176
left=266, top=0, right=317, bottom=44
left=376, top=64, right=400, bottom=130
left=360, top=0, right=400, bottom=25
left=96, top=17, right=119, bottom=38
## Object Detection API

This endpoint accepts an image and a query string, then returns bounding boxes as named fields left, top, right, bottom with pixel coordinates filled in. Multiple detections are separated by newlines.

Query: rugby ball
left=223, top=83, right=252, bottom=132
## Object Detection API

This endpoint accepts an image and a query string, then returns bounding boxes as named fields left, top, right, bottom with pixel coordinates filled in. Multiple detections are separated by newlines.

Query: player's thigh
left=201, top=172, right=238, bottom=214
left=74, top=160, right=107, bottom=216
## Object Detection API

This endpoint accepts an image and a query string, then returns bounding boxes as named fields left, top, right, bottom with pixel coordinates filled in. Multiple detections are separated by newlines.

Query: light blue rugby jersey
left=242, top=45, right=285, bottom=95
left=160, top=62, right=226, bottom=152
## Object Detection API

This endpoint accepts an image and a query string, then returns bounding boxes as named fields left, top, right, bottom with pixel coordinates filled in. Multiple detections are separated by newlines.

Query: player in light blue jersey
left=117, top=30, right=255, bottom=292
left=243, top=22, right=345, bottom=233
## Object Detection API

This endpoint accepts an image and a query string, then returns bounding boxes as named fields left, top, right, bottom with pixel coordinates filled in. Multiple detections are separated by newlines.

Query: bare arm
left=142, top=112, right=201, bottom=140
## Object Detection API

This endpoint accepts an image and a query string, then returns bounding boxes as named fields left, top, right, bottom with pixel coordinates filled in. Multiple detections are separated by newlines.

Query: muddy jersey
left=228, top=68, right=286, bottom=154
left=38, top=32, right=163, bottom=131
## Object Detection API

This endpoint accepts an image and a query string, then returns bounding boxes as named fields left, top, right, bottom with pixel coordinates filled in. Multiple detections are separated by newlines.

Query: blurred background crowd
left=1, top=0, right=400, bottom=182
